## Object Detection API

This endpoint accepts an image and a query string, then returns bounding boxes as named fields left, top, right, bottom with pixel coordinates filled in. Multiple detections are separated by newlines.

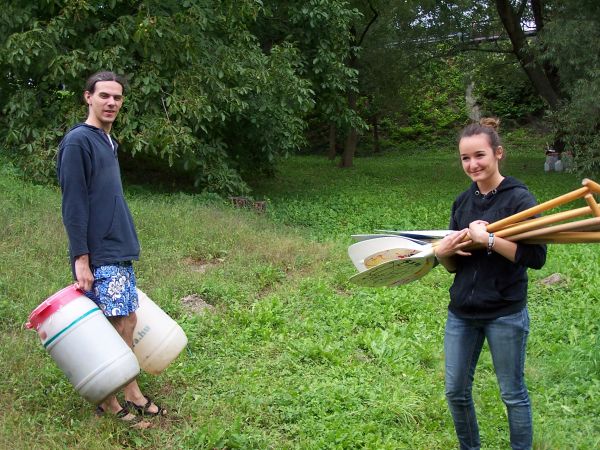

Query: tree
left=537, top=0, right=600, bottom=173
left=253, top=0, right=364, bottom=165
left=355, top=1, right=469, bottom=150
left=494, top=0, right=561, bottom=109
left=386, top=1, right=591, bottom=159
left=336, top=1, right=379, bottom=168
left=491, top=0, right=600, bottom=172
left=0, top=1, right=316, bottom=193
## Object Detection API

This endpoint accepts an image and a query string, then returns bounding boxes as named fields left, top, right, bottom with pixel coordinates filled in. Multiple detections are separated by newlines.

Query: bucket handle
left=25, top=283, right=84, bottom=330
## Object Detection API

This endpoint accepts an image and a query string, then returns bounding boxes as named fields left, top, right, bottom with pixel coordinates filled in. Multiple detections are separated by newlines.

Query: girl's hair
left=460, top=117, right=502, bottom=149
left=85, top=71, right=127, bottom=94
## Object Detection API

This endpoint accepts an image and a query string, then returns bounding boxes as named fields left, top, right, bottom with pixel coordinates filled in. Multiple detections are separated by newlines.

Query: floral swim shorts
left=85, top=262, right=139, bottom=317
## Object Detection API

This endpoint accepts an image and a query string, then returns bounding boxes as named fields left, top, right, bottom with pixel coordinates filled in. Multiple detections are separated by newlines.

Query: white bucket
left=27, top=285, right=140, bottom=404
left=132, top=289, right=188, bottom=375
left=545, top=155, right=558, bottom=172
left=554, top=159, right=564, bottom=172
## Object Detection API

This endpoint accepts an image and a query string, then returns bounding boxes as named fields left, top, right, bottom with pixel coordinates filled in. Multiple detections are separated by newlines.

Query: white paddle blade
left=349, top=250, right=436, bottom=287
left=347, top=236, right=427, bottom=272
left=374, top=229, right=453, bottom=242
left=350, top=234, right=399, bottom=242
left=363, top=247, right=423, bottom=269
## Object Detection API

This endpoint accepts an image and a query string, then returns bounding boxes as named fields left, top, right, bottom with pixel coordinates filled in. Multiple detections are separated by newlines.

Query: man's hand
left=74, top=254, right=94, bottom=292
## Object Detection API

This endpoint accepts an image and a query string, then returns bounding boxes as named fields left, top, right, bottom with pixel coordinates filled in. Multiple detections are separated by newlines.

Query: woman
left=434, top=118, right=547, bottom=450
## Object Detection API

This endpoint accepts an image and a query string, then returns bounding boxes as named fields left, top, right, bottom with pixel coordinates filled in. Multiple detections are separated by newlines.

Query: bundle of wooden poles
left=450, top=177, right=600, bottom=246
left=348, top=178, right=600, bottom=287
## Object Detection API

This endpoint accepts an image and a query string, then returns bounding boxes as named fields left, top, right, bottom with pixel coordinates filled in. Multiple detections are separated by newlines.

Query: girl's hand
left=468, top=220, right=490, bottom=248
left=435, top=229, right=472, bottom=259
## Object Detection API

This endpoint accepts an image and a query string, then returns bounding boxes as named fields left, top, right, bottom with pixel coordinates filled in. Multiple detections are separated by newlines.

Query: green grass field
left=1, top=132, right=599, bottom=449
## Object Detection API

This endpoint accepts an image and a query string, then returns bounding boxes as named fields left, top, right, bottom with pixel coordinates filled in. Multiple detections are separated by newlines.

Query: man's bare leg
left=107, top=313, right=162, bottom=415
left=98, top=314, right=137, bottom=419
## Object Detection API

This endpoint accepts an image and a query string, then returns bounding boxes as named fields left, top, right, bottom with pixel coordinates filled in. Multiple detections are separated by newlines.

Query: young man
left=57, top=71, right=165, bottom=423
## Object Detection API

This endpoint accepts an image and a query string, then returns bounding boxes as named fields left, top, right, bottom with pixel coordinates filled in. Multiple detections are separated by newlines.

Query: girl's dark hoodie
left=57, top=123, right=140, bottom=271
left=448, top=176, right=547, bottom=319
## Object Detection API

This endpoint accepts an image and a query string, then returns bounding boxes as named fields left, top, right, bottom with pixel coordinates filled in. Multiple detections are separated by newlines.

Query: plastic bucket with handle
left=132, top=289, right=188, bottom=375
left=26, top=285, right=140, bottom=404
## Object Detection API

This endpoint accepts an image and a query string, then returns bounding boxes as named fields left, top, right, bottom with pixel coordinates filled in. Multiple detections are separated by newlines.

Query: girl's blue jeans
left=444, top=308, right=532, bottom=450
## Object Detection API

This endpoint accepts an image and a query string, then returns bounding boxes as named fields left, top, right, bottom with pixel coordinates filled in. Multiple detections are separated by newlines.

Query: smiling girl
left=434, top=118, right=547, bottom=450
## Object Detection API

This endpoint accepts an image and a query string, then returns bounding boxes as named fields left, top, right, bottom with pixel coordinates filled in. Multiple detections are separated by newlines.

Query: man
left=57, top=71, right=165, bottom=423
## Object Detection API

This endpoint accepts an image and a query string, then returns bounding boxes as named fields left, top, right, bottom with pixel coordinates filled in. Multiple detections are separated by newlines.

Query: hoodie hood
left=452, top=176, right=533, bottom=231
left=468, top=176, right=528, bottom=200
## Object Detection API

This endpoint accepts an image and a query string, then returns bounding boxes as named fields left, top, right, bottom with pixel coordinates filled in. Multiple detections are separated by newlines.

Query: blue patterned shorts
left=85, top=262, right=139, bottom=317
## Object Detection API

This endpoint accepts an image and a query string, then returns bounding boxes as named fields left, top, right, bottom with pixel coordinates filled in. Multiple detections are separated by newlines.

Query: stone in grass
left=539, top=273, right=565, bottom=286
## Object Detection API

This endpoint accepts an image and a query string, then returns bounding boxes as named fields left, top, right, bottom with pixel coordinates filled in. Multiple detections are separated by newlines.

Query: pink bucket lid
left=26, top=284, right=84, bottom=330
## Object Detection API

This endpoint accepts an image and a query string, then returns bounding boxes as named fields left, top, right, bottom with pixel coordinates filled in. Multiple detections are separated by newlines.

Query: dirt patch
left=181, top=294, right=217, bottom=315
left=184, top=257, right=224, bottom=273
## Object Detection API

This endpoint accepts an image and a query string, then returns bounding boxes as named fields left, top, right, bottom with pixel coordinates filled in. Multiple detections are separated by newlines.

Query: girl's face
left=459, top=133, right=503, bottom=185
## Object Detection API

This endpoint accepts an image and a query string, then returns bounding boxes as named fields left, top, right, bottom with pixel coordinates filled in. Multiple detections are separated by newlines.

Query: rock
left=539, top=273, right=565, bottom=286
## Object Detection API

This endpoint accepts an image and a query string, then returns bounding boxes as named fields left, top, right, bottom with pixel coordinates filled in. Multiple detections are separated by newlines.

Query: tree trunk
left=328, top=123, right=337, bottom=160
left=372, top=114, right=380, bottom=153
left=338, top=3, right=378, bottom=167
left=495, top=0, right=561, bottom=109
left=466, top=80, right=482, bottom=121
left=340, top=25, right=359, bottom=168
left=341, top=129, right=358, bottom=167
left=530, top=0, right=562, bottom=96
left=340, top=89, right=358, bottom=167
left=530, top=0, right=544, bottom=30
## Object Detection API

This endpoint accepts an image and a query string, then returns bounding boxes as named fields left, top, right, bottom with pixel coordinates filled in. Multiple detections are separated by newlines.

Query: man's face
left=84, top=81, right=124, bottom=131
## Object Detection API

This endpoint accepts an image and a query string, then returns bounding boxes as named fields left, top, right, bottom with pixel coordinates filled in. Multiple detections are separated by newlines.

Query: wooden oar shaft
left=585, top=194, right=600, bottom=217
left=504, top=217, right=600, bottom=241
left=431, top=186, right=594, bottom=249
left=486, top=186, right=590, bottom=232
left=431, top=206, right=593, bottom=250
left=453, top=216, right=600, bottom=252
left=523, top=232, right=600, bottom=244
left=583, top=178, right=600, bottom=194
left=495, top=206, right=591, bottom=238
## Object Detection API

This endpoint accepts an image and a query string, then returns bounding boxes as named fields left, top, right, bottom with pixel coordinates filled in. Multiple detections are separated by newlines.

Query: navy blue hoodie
left=448, top=176, right=547, bottom=319
left=57, top=123, right=140, bottom=270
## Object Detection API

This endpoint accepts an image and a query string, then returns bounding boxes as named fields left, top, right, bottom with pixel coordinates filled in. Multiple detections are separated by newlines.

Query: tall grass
left=1, top=132, right=598, bottom=449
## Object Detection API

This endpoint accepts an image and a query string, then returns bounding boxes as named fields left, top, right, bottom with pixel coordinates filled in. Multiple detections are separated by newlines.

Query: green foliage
left=468, top=52, right=546, bottom=121
left=358, top=2, right=547, bottom=153
left=255, top=0, right=363, bottom=132
left=538, top=0, right=600, bottom=175
left=0, top=0, right=361, bottom=194
left=352, top=1, right=546, bottom=146
left=380, top=55, right=465, bottom=144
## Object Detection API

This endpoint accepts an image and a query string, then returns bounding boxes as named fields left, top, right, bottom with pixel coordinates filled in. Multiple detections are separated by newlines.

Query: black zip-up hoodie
left=448, top=176, right=547, bottom=319
left=57, top=123, right=140, bottom=272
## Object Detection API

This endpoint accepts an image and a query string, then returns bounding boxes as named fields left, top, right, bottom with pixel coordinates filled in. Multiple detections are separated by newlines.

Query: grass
left=1, top=131, right=599, bottom=449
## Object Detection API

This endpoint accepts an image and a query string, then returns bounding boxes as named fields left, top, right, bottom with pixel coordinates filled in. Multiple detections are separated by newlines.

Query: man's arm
left=74, top=254, right=94, bottom=291
left=58, top=142, right=92, bottom=259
